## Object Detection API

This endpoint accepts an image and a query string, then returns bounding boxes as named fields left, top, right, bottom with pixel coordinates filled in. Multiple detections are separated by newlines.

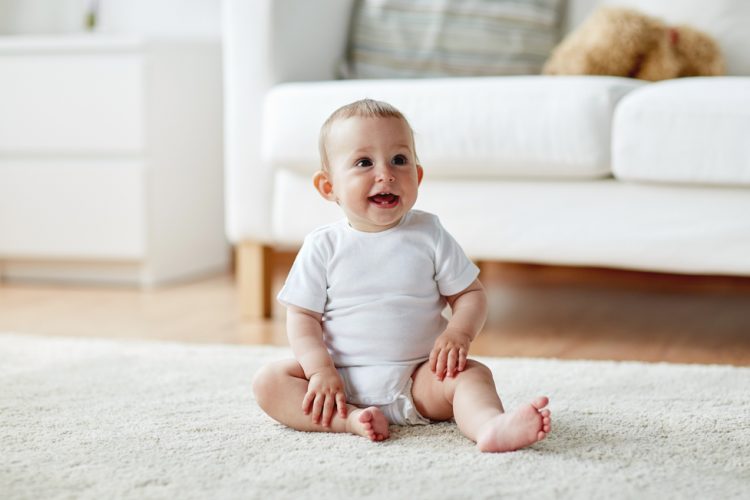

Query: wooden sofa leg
left=236, top=242, right=274, bottom=319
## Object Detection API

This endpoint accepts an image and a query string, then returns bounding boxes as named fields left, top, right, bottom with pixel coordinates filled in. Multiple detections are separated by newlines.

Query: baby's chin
left=343, top=197, right=416, bottom=232
left=348, top=213, right=404, bottom=233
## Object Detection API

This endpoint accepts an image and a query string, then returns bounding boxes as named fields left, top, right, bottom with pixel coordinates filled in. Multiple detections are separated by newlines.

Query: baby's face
left=319, top=116, right=423, bottom=232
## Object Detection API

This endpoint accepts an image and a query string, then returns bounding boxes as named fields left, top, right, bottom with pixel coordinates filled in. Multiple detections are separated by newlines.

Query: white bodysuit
left=277, top=210, right=479, bottom=416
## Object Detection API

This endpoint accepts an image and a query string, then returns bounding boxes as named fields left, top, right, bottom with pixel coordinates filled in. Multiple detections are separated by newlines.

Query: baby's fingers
left=458, top=347, right=468, bottom=372
left=311, top=393, right=324, bottom=424
left=321, top=394, right=335, bottom=427
left=429, top=347, right=439, bottom=373
left=435, top=348, right=448, bottom=380
left=336, top=392, right=348, bottom=418
left=446, top=348, right=459, bottom=377
left=302, top=390, right=315, bottom=415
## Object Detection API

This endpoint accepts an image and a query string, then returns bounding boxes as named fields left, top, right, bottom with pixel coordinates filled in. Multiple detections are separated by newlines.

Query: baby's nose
left=376, top=165, right=396, bottom=182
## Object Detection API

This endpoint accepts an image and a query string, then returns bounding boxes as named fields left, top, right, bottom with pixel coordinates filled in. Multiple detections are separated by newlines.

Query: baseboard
left=478, top=262, right=750, bottom=294
left=0, top=258, right=229, bottom=288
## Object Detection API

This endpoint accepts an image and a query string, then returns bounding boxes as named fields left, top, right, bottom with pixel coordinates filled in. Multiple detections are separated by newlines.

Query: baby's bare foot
left=476, top=396, right=551, bottom=453
left=346, top=407, right=390, bottom=442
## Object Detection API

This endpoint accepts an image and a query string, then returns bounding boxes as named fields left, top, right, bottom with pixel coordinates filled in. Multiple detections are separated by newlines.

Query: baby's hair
left=318, top=98, right=417, bottom=171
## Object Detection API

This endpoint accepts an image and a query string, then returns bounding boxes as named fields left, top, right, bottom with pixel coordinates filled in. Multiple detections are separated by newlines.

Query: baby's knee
left=462, top=360, right=494, bottom=380
left=252, top=364, right=281, bottom=408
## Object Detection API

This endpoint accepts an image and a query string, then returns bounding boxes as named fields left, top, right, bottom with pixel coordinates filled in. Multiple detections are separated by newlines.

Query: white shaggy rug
left=1, top=333, right=749, bottom=500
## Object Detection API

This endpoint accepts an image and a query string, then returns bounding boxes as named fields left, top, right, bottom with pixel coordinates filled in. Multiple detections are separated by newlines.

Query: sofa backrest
left=565, top=0, right=750, bottom=75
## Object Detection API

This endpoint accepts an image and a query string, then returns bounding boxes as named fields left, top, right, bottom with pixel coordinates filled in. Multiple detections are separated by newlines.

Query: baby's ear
left=313, top=170, right=336, bottom=201
left=416, top=164, right=424, bottom=186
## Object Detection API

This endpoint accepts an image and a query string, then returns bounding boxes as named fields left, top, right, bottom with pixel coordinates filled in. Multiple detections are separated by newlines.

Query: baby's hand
left=430, top=328, right=472, bottom=381
left=303, top=367, right=348, bottom=427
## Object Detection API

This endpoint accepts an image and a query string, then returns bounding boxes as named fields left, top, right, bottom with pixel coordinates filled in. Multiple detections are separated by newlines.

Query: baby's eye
left=355, top=158, right=372, bottom=168
left=392, top=154, right=408, bottom=166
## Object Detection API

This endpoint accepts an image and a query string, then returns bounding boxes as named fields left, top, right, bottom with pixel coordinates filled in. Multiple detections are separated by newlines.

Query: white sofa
left=222, top=0, right=750, bottom=318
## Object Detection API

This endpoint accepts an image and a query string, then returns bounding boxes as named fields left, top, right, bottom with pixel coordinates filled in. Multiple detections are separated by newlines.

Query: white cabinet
left=0, top=36, right=228, bottom=286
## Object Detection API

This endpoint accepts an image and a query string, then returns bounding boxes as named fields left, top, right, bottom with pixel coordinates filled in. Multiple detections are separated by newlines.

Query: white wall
left=0, top=0, right=221, bottom=38
left=96, top=0, right=221, bottom=38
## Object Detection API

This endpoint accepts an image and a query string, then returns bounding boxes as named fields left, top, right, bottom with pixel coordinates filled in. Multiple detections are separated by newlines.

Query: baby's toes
left=542, top=416, right=551, bottom=433
left=531, top=396, right=549, bottom=410
left=537, top=430, right=546, bottom=441
left=540, top=409, right=551, bottom=418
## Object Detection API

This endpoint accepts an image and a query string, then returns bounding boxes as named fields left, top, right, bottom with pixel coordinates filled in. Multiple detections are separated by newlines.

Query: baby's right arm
left=286, top=305, right=347, bottom=427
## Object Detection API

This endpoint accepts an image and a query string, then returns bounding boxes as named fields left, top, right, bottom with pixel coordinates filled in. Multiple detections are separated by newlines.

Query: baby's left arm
left=430, top=279, right=487, bottom=381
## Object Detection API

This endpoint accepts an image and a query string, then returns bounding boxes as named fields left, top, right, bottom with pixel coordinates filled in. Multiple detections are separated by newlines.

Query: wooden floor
left=1, top=261, right=749, bottom=366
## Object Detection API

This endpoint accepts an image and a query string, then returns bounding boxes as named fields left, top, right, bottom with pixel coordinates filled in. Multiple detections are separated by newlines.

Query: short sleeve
left=434, top=218, right=480, bottom=297
left=277, top=235, right=328, bottom=313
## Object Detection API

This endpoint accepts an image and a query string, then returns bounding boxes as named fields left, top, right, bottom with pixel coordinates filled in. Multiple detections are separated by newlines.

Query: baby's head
left=314, top=99, right=423, bottom=233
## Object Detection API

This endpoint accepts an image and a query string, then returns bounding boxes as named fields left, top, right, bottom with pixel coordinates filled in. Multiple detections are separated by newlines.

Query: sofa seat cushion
left=272, top=169, right=750, bottom=276
left=262, top=76, right=643, bottom=179
left=613, top=77, right=750, bottom=186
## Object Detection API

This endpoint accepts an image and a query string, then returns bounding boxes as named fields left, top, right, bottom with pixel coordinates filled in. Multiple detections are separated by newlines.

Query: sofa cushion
left=262, top=76, right=643, bottom=179
left=272, top=169, right=750, bottom=276
left=613, top=77, right=750, bottom=186
left=341, top=0, right=564, bottom=79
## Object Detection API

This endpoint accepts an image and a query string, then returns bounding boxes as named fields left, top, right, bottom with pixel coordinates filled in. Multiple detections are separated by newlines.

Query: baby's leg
left=411, top=360, right=551, bottom=452
left=252, top=359, right=389, bottom=441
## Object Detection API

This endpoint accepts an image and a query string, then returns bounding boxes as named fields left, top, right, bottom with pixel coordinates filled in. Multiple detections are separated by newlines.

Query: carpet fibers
left=1, top=333, right=748, bottom=499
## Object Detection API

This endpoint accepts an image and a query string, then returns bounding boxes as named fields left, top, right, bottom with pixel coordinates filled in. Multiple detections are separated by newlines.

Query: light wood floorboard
left=1, top=261, right=749, bottom=366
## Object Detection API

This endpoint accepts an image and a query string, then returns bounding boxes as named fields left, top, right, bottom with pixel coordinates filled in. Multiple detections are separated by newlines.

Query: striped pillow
left=341, top=0, right=564, bottom=78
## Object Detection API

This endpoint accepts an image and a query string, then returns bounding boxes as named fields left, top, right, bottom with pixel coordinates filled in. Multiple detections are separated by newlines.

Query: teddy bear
left=542, top=6, right=725, bottom=81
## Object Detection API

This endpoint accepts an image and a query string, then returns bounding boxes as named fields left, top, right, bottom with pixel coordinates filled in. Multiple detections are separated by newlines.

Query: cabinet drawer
left=0, top=51, right=145, bottom=153
left=0, top=160, right=146, bottom=259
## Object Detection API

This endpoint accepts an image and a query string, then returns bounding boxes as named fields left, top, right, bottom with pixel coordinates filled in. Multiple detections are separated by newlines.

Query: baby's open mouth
left=368, top=192, right=400, bottom=208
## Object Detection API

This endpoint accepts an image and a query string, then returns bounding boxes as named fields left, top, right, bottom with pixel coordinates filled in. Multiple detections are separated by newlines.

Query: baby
left=252, top=99, right=551, bottom=452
